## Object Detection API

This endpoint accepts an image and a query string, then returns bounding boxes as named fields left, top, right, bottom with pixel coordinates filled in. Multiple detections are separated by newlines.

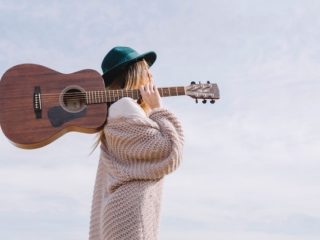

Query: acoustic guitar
left=0, top=64, right=220, bottom=149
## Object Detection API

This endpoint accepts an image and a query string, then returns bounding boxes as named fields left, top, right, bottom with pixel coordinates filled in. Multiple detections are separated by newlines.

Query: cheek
left=141, top=73, right=150, bottom=84
left=133, top=77, right=148, bottom=89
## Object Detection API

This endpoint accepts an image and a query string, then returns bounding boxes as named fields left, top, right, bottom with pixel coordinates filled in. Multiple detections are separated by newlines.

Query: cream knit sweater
left=89, top=98, right=184, bottom=240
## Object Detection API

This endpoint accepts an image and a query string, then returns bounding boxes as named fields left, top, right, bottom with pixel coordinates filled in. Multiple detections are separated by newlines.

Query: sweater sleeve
left=103, top=107, right=184, bottom=181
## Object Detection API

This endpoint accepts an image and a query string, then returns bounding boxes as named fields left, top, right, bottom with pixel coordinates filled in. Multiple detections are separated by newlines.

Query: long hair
left=92, top=59, right=150, bottom=151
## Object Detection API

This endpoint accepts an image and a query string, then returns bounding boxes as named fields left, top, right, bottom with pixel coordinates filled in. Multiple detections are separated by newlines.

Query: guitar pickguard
left=48, top=106, right=86, bottom=127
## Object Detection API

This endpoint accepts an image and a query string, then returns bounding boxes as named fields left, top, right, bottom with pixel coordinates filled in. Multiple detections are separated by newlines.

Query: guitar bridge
left=33, top=86, right=42, bottom=119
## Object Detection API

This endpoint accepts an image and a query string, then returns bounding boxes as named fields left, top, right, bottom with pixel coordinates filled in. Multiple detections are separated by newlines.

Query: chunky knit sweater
left=89, top=98, right=184, bottom=240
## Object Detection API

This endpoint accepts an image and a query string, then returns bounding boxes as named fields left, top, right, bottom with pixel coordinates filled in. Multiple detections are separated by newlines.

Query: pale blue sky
left=1, top=1, right=320, bottom=239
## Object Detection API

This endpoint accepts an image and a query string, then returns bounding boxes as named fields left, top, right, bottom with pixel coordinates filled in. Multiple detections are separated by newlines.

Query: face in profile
left=131, top=60, right=152, bottom=89
left=142, top=66, right=152, bottom=84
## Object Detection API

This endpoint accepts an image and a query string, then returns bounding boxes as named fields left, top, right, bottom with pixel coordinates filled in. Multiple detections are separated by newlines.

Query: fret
left=105, top=90, right=108, bottom=102
left=170, top=87, right=175, bottom=96
left=178, top=86, right=186, bottom=95
left=108, top=90, right=112, bottom=102
left=109, top=90, right=113, bottom=102
left=128, top=89, right=139, bottom=100
left=129, top=90, right=133, bottom=98
left=134, top=90, right=140, bottom=99
left=112, top=90, right=115, bottom=101
left=163, top=88, right=168, bottom=97
left=110, top=90, right=113, bottom=102
left=85, top=91, right=89, bottom=104
left=98, top=91, right=101, bottom=103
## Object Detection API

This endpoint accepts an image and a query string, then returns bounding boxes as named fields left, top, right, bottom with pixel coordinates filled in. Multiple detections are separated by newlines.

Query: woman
left=89, top=46, right=184, bottom=240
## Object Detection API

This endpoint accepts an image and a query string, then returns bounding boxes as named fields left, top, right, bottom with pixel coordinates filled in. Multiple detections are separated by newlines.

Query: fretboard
left=85, top=86, right=186, bottom=104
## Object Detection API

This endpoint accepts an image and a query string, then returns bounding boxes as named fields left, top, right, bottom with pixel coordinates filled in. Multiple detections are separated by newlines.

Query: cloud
left=1, top=0, right=320, bottom=239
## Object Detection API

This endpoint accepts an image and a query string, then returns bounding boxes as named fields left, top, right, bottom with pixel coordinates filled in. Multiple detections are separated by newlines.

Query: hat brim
left=102, top=51, right=156, bottom=84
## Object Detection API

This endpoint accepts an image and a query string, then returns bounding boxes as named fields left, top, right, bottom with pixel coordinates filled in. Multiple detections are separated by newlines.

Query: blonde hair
left=92, top=59, right=150, bottom=151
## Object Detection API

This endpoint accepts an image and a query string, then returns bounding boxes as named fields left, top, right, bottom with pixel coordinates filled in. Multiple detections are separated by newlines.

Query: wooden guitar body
left=0, top=64, right=107, bottom=149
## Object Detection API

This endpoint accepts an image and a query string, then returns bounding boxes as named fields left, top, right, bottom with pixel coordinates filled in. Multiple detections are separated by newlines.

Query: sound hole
left=61, top=86, right=86, bottom=113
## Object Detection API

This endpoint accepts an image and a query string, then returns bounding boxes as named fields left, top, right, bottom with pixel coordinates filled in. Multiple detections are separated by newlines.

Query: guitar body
left=0, top=64, right=107, bottom=149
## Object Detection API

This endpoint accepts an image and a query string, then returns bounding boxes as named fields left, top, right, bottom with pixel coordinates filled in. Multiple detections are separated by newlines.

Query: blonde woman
left=89, top=46, right=184, bottom=240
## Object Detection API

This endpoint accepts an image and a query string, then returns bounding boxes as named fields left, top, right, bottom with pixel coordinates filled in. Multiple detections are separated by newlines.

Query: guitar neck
left=85, top=86, right=186, bottom=104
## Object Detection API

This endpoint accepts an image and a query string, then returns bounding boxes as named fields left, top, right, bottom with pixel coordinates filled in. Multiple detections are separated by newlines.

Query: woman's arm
left=105, top=105, right=184, bottom=180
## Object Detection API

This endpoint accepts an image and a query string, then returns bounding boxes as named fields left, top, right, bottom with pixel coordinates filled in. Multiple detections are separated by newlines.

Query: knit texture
left=89, top=107, right=184, bottom=240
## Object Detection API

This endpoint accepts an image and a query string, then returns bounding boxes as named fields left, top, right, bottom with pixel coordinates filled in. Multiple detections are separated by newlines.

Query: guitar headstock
left=185, top=81, right=220, bottom=104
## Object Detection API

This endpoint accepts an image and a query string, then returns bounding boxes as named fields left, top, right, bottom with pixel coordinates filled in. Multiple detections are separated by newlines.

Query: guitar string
left=36, top=87, right=189, bottom=104
left=41, top=95, right=214, bottom=104
left=40, top=91, right=141, bottom=99
left=40, top=91, right=185, bottom=98
left=40, top=87, right=186, bottom=97
left=39, top=88, right=187, bottom=101
left=40, top=92, right=206, bottom=103
left=41, top=93, right=187, bottom=101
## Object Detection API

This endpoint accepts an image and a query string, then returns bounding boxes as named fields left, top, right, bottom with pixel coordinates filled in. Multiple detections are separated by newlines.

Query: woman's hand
left=139, top=77, right=162, bottom=110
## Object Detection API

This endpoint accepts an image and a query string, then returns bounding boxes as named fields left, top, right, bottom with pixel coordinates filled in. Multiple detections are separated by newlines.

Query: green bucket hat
left=101, top=46, right=157, bottom=86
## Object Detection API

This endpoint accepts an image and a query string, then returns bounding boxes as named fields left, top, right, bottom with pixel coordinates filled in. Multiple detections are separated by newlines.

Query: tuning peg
left=210, top=99, right=215, bottom=104
left=207, top=81, right=210, bottom=84
left=195, top=98, right=198, bottom=104
left=191, top=81, right=195, bottom=85
left=202, top=99, right=207, bottom=104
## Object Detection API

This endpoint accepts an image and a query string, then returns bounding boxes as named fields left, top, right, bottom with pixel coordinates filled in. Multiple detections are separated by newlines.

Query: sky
left=1, top=0, right=320, bottom=239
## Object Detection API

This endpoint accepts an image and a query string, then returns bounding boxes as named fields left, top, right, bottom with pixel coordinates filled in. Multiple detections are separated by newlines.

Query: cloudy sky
left=1, top=0, right=320, bottom=239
